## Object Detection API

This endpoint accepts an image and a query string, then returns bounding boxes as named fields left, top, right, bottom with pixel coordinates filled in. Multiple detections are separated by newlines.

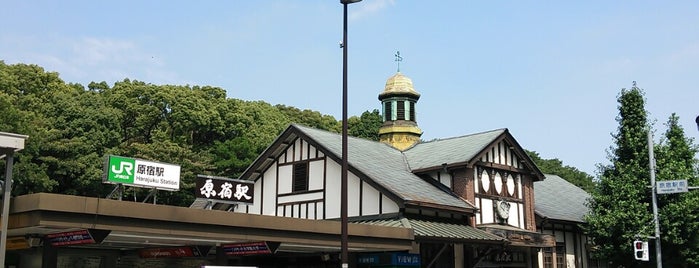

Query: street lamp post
left=340, top=1, right=361, bottom=267
left=0, top=132, right=28, bottom=266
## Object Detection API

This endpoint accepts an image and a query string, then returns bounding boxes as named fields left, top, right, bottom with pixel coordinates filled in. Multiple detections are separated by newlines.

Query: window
left=396, top=100, right=405, bottom=120
left=384, top=101, right=392, bottom=121
left=555, top=244, right=566, bottom=268
left=409, top=101, right=415, bottom=121
left=292, top=163, right=309, bottom=192
left=543, top=247, right=553, bottom=268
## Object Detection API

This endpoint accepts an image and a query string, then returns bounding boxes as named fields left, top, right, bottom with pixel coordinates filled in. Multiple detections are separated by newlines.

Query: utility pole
left=648, top=131, right=662, bottom=268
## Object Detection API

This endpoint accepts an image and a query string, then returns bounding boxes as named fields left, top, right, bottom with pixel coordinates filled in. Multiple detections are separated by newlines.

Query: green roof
left=534, top=174, right=591, bottom=223
left=295, top=124, right=474, bottom=211
left=355, top=217, right=505, bottom=243
left=404, top=129, right=507, bottom=171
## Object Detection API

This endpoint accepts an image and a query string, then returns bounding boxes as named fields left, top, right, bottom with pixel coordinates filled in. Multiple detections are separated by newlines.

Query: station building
left=0, top=71, right=600, bottom=268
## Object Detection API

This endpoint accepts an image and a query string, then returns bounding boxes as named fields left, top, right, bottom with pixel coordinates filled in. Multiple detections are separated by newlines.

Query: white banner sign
left=104, top=155, right=181, bottom=191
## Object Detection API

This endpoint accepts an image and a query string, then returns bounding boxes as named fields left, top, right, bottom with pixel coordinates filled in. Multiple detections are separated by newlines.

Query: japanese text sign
left=195, top=175, right=254, bottom=205
left=103, top=155, right=181, bottom=191
left=656, top=179, right=688, bottom=194
left=138, top=246, right=210, bottom=258
left=222, top=241, right=279, bottom=256
left=45, top=229, right=110, bottom=247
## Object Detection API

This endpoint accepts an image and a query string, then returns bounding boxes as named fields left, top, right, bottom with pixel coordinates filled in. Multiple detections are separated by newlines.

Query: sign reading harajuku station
left=195, top=175, right=254, bottom=205
left=656, top=179, right=688, bottom=194
left=103, top=155, right=181, bottom=191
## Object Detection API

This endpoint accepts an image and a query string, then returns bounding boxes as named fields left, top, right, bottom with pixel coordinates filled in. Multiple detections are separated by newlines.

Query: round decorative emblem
left=495, top=200, right=511, bottom=224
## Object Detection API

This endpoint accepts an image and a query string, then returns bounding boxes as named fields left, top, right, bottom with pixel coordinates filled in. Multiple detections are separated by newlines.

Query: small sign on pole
left=656, top=179, right=688, bottom=194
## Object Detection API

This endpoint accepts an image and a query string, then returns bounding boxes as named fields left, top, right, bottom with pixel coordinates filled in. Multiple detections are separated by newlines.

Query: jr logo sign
left=107, top=156, right=136, bottom=184
left=103, top=155, right=181, bottom=191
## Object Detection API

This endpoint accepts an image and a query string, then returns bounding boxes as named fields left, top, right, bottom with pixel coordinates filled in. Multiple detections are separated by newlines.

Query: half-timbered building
left=535, top=174, right=608, bottom=268
left=210, top=71, right=555, bottom=267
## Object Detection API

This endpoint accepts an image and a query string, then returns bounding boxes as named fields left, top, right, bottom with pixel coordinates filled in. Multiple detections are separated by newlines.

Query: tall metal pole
left=340, top=1, right=350, bottom=267
left=0, top=151, right=14, bottom=266
left=340, top=2, right=360, bottom=266
left=648, top=131, right=662, bottom=268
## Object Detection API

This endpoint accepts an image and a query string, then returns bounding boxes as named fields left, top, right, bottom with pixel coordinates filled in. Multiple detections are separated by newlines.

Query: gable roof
left=534, top=174, right=590, bottom=223
left=404, top=129, right=545, bottom=180
left=404, top=129, right=506, bottom=171
left=239, top=124, right=477, bottom=213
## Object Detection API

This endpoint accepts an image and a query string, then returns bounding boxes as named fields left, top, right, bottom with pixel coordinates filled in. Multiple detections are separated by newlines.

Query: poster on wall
left=221, top=241, right=280, bottom=256
left=103, top=155, right=181, bottom=191
left=138, top=246, right=211, bottom=258
left=45, top=229, right=111, bottom=247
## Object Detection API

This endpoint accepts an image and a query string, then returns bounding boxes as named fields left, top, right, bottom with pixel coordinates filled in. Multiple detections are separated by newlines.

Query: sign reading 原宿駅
left=103, top=155, right=181, bottom=191
left=195, top=175, right=254, bottom=205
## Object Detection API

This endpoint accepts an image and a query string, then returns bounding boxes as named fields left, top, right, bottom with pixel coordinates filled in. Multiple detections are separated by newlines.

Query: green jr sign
left=107, top=155, right=136, bottom=184
left=103, top=155, right=181, bottom=191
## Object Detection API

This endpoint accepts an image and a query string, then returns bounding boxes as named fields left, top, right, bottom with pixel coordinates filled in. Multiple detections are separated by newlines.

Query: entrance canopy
left=4, top=193, right=415, bottom=254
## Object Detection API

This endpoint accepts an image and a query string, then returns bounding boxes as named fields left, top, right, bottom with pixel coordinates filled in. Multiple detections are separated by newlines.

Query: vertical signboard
left=103, top=155, right=181, bottom=191
left=195, top=175, right=254, bottom=205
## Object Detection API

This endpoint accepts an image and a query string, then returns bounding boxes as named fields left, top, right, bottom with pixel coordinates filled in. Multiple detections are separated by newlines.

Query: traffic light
left=634, top=240, right=649, bottom=261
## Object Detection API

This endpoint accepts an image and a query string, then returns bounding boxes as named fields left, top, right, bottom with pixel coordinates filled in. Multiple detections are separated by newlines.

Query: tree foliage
left=348, top=109, right=382, bottom=141
left=586, top=85, right=699, bottom=267
left=586, top=85, right=654, bottom=267
left=525, top=150, right=595, bottom=192
left=0, top=61, right=394, bottom=207
left=654, top=114, right=699, bottom=267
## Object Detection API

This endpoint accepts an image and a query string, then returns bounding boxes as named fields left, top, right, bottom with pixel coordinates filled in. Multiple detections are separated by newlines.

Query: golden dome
left=379, top=72, right=421, bottom=99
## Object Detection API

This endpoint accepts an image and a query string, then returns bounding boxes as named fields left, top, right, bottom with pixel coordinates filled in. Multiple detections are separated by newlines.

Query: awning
left=5, top=193, right=415, bottom=253
left=355, top=217, right=506, bottom=244
left=479, top=224, right=555, bottom=248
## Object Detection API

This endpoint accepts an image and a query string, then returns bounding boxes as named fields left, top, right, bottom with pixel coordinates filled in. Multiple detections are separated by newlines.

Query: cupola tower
left=378, top=71, right=423, bottom=151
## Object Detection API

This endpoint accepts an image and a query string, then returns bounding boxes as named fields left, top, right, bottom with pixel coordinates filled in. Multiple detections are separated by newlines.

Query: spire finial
left=394, top=51, right=403, bottom=72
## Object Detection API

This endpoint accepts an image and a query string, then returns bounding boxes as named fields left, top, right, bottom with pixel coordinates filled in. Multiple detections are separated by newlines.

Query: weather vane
left=395, top=51, right=403, bottom=72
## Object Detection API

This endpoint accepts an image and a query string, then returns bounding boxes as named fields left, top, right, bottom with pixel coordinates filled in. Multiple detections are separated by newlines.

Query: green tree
left=348, top=109, right=382, bottom=141
left=275, top=104, right=341, bottom=132
left=525, top=150, right=595, bottom=192
left=1, top=61, right=389, bottom=207
left=230, top=100, right=290, bottom=152
left=654, top=113, right=699, bottom=267
left=586, top=84, right=654, bottom=267
left=0, top=62, right=67, bottom=194
left=211, top=137, right=258, bottom=178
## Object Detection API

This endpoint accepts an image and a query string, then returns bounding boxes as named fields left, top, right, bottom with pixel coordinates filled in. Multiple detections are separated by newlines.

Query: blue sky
left=2, top=1, right=698, bottom=176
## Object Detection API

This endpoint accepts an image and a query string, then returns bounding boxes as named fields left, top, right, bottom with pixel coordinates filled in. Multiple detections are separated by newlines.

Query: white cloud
left=349, top=0, right=395, bottom=21
left=72, top=37, right=139, bottom=66
left=2, top=35, right=183, bottom=86
left=663, top=42, right=699, bottom=68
